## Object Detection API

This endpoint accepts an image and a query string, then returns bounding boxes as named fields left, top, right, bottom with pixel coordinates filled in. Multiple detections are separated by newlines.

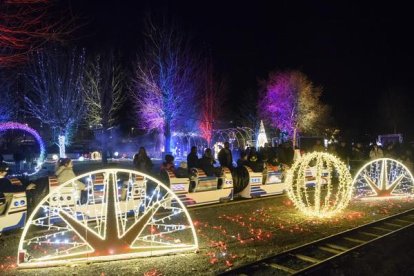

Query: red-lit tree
left=199, top=58, right=226, bottom=146
left=0, top=0, right=74, bottom=67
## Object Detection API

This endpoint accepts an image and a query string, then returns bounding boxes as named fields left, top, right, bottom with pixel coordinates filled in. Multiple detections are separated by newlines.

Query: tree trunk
left=164, top=121, right=171, bottom=154
left=101, top=128, right=108, bottom=165
left=292, top=127, right=297, bottom=149
left=58, top=134, right=66, bottom=158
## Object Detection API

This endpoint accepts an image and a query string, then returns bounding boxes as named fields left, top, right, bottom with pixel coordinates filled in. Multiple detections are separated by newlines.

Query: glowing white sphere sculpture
left=286, top=152, right=353, bottom=218
left=353, top=158, right=414, bottom=199
left=18, top=169, right=198, bottom=268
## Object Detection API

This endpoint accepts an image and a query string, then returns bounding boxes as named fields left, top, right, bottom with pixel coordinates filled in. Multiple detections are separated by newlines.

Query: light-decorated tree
left=258, top=70, right=329, bottom=146
left=0, top=74, right=16, bottom=122
left=24, top=48, right=86, bottom=157
left=131, top=16, right=199, bottom=154
left=0, top=0, right=76, bottom=67
left=83, top=52, right=125, bottom=164
left=199, top=57, right=226, bottom=146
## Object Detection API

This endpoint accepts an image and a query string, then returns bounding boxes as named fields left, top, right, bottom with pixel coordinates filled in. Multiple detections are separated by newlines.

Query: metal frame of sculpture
left=353, top=158, right=414, bottom=199
left=17, top=168, right=198, bottom=268
left=0, top=122, right=45, bottom=175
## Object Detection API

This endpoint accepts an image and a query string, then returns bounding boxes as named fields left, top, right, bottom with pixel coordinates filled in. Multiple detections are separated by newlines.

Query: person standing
left=133, top=147, right=153, bottom=174
left=187, top=146, right=199, bottom=170
left=369, top=144, right=384, bottom=160
left=218, top=142, right=233, bottom=170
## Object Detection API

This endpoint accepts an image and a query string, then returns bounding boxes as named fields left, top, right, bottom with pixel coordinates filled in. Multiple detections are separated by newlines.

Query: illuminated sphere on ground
left=286, top=152, right=353, bottom=218
left=353, top=158, right=414, bottom=199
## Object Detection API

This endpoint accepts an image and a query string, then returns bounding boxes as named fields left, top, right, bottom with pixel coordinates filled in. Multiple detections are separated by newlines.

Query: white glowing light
left=286, top=152, right=353, bottom=218
left=52, top=154, right=59, bottom=161
left=78, top=156, right=85, bottom=161
left=256, top=120, right=268, bottom=148
left=17, top=169, right=198, bottom=268
left=114, top=152, right=119, bottom=157
left=353, top=158, right=414, bottom=199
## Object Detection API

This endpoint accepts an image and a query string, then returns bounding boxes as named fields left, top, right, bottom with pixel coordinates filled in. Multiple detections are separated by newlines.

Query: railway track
left=189, top=192, right=286, bottom=211
left=219, top=207, right=414, bottom=275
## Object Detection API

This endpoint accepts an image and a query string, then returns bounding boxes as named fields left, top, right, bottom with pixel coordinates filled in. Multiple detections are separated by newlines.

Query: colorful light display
left=256, top=120, right=268, bottom=148
left=286, top=152, right=353, bottom=218
left=258, top=71, right=329, bottom=145
left=17, top=169, right=198, bottom=268
left=0, top=122, right=45, bottom=174
left=353, top=158, right=414, bottom=199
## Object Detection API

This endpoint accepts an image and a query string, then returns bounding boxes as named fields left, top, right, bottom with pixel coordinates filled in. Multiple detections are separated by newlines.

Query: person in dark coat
left=237, top=150, right=249, bottom=167
left=187, top=146, right=199, bottom=170
left=198, top=148, right=220, bottom=177
left=175, top=162, right=189, bottom=178
left=218, top=142, right=234, bottom=170
left=133, top=147, right=153, bottom=174
left=160, top=154, right=175, bottom=171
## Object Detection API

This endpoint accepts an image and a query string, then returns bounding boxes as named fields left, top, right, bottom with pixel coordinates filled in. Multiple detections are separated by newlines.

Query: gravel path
left=2, top=195, right=414, bottom=275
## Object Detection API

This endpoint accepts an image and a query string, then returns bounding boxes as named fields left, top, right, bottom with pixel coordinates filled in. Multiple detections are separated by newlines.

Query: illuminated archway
left=17, top=169, right=198, bottom=268
left=0, top=122, right=45, bottom=175
left=286, top=152, right=353, bottom=218
left=353, top=158, right=414, bottom=199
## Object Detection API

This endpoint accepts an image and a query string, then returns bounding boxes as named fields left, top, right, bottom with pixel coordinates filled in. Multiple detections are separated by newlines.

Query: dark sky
left=69, top=0, right=414, bottom=140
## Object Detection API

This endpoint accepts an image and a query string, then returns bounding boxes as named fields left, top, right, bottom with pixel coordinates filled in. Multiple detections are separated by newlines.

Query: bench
left=0, top=191, right=27, bottom=233
left=238, top=165, right=286, bottom=198
left=168, top=168, right=233, bottom=207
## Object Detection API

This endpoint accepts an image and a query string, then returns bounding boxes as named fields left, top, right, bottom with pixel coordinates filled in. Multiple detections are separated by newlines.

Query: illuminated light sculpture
left=286, top=152, right=353, bottom=218
left=17, top=169, right=198, bottom=268
left=213, top=127, right=254, bottom=148
left=353, top=158, right=414, bottom=199
left=0, top=122, right=45, bottom=175
left=256, top=120, right=268, bottom=149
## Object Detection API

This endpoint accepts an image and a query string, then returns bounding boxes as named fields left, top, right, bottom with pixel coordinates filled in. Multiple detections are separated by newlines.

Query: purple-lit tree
left=83, top=53, right=125, bottom=164
left=131, top=16, right=199, bottom=153
left=24, top=48, right=86, bottom=157
left=199, top=58, right=226, bottom=146
left=258, top=70, right=329, bottom=146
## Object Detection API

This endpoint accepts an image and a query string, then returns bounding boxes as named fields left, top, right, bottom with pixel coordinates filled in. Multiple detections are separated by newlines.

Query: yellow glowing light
left=286, top=152, right=353, bottom=218
left=17, top=169, right=198, bottom=268
left=353, top=158, right=414, bottom=199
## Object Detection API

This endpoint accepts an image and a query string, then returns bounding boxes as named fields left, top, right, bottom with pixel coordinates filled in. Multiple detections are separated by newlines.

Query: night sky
left=69, top=0, right=414, bottom=140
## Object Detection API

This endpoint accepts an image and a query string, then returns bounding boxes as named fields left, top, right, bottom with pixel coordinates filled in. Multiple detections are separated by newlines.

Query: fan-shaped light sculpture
left=353, top=158, right=414, bottom=199
left=17, top=169, right=198, bottom=268
left=286, top=152, right=353, bottom=218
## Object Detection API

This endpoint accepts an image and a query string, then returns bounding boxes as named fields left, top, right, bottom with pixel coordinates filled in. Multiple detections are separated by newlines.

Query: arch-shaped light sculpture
left=286, top=152, right=353, bottom=218
left=0, top=122, right=45, bottom=175
left=17, top=169, right=198, bottom=268
left=353, top=158, right=414, bottom=199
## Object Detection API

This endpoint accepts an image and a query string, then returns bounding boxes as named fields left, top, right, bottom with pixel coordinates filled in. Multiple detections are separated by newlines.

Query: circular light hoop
left=0, top=122, right=45, bottom=175
left=18, top=168, right=199, bottom=268
left=353, top=158, right=414, bottom=199
left=286, top=151, right=353, bottom=218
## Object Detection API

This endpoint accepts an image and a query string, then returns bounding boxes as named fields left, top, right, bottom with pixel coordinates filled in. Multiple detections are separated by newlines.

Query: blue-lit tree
left=24, top=48, right=86, bottom=157
left=83, top=52, right=125, bottom=164
left=131, top=16, right=199, bottom=154
left=0, top=74, right=16, bottom=122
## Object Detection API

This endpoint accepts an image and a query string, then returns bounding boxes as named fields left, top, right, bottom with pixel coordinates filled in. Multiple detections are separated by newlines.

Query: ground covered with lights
left=2, top=194, right=414, bottom=275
